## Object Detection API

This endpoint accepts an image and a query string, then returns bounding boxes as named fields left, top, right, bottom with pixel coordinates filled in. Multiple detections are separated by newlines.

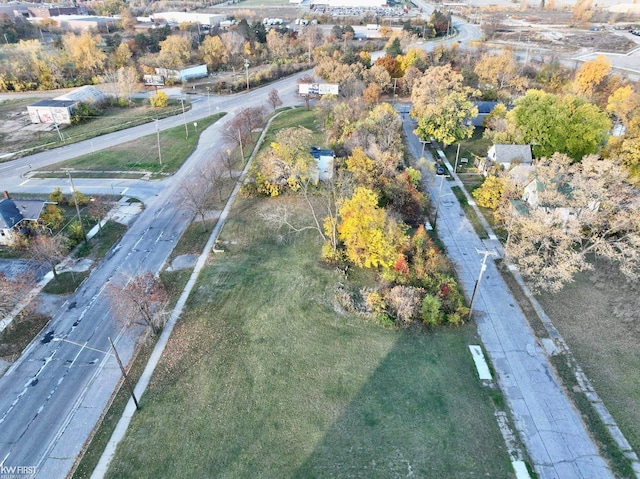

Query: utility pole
left=393, top=77, right=398, bottom=104
left=468, top=248, right=498, bottom=321
left=453, top=143, right=461, bottom=173
left=155, top=119, right=162, bottom=165
left=181, top=96, right=188, bottom=139
left=62, top=168, right=87, bottom=244
left=244, top=59, right=250, bottom=90
left=108, top=337, right=140, bottom=410
left=238, top=128, right=244, bottom=161
left=433, top=173, right=450, bottom=228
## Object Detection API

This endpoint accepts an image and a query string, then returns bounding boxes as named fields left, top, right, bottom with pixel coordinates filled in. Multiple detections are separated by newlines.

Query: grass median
left=100, top=195, right=513, bottom=479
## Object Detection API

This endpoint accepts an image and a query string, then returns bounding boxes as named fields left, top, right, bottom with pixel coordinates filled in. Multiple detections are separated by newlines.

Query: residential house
left=310, top=147, right=335, bottom=182
left=478, top=144, right=533, bottom=176
left=521, top=177, right=599, bottom=224
left=0, top=194, right=49, bottom=246
left=468, top=101, right=500, bottom=127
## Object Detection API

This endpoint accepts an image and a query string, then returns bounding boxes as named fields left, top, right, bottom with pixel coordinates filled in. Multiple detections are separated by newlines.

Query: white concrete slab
left=512, top=460, right=532, bottom=479
left=469, top=345, right=492, bottom=380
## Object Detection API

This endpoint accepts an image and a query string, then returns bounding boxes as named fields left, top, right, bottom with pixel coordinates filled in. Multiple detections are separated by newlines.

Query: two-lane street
left=0, top=72, right=305, bottom=478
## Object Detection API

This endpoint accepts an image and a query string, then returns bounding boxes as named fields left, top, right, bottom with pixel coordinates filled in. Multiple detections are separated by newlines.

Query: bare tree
left=107, top=271, right=168, bottom=335
left=297, top=74, right=315, bottom=110
left=267, top=88, right=283, bottom=112
left=29, top=235, right=69, bottom=281
left=87, top=197, right=112, bottom=237
left=505, top=154, right=640, bottom=292
left=260, top=171, right=353, bottom=255
left=221, top=106, right=266, bottom=161
left=179, top=162, right=219, bottom=232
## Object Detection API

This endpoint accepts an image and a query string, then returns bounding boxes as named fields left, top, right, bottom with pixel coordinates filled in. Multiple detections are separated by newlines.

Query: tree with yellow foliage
left=573, top=55, right=611, bottom=99
left=337, top=187, right=407, bottom=269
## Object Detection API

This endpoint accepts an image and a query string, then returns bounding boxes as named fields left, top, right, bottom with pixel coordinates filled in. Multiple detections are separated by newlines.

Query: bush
left=71, top=102, right=102, bottom=125
left=49, top=187, right=66, bottom=205
left=40, top=204, right=65, bottom=230
left=150, top=91, right=169, bottom=107
left=421, top=293, right=442, bottom=325
left=68, top=191, right=90, bottom=207
left=68, top=221, right=85, bottom=244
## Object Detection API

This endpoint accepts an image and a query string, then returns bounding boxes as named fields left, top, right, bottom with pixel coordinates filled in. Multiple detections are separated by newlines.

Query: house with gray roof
left=0, top=195, right=49, bottom=246
left=478, top=144, right=533, bottom=176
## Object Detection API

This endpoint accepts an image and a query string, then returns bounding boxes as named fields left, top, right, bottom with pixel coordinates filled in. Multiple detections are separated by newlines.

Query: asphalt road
left=0, top=73, right=305, bottom=478
left=400, top=111, right=613, bottom=479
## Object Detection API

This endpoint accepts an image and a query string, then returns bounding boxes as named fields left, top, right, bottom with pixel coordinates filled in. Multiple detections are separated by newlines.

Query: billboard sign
left=298, top=83, right=339, bottom=96
left=144, top=74, right=165, bottom=86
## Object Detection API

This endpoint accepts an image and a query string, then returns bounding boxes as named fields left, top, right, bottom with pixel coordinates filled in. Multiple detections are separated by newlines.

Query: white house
left=310, top=147, right=335, bottom=182
left=478, top=144, right=533, bottom=176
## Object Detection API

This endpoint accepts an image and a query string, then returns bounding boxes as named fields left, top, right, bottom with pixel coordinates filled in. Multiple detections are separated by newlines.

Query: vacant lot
left=102, top=195, right=513, bottom=479
left=536, top=260, right=640, bottom=454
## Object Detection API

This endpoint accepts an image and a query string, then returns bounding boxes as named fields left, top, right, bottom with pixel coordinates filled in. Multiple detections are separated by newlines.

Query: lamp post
left=206, top=87, right=211, bottom=115
left=468, top=248, right=498, bottom=321
left=244, top=59, right=250, bottom=90
left=62, top=168, right=87, bottom=244
left=193, top=121, right=198, bottom=135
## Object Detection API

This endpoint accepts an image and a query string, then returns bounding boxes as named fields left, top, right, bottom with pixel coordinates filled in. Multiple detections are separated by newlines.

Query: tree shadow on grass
left=291, top=330, right=513, bottom=479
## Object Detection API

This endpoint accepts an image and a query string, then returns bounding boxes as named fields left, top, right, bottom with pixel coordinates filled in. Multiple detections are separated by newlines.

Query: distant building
left=155, top=64, right=208, bottom=82
left=150, top=12, right=225, bottom=27
left=27, top=85, right=107, bottom=124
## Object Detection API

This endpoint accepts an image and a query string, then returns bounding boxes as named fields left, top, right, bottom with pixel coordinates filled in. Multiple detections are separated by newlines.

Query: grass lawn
left=260, top=107, right=325, bottom=152
left=102, top=195, right=513, bottom=479
left=1, top=99, right=194, bottom=162
left=38, top=112, right=225, bottom=175
left=442, top=128, right=491, bottom=173
left=535, top=261, right=640, bottom=457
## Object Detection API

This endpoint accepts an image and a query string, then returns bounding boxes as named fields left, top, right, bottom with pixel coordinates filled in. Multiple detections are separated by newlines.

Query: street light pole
left=63, top=169, right=87, bottom=243
left=468, top=248, right=498, bottom=322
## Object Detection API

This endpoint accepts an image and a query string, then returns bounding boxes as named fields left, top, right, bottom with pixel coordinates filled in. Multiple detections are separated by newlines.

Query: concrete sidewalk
left=403, top=118, right=613, bottom=478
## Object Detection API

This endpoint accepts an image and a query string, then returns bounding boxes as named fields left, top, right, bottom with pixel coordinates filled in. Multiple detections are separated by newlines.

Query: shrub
left=68, top=191, right=89, bottom=207
left=49, top=187, right=66, bottom=205
left=40, top=204, right=65, bottom=230
left=68, top=221, right=85, bottom=244
left=150, top=90, right=169, bottom=107
left=420, top=293, right=442, bottom=325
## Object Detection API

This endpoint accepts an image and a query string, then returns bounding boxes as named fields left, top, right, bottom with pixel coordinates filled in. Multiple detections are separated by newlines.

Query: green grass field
left=39, top=113, right=225, bottom=175
left=102, top=196, right=513, bottom=479
left=0, top=99, right=195, bottom=162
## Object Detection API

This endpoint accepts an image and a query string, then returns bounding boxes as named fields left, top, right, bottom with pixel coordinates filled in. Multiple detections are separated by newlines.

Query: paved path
left=402, top=116, right=613, bottom=479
